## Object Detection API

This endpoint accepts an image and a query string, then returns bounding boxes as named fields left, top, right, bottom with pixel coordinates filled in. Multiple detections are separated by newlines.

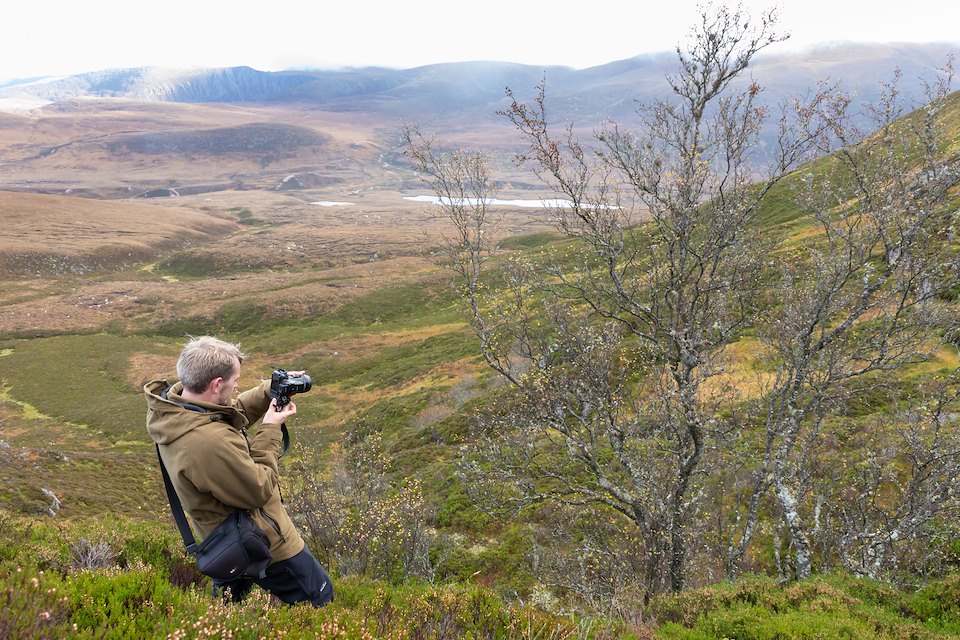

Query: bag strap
left=156, top=444, right=200, bottom=555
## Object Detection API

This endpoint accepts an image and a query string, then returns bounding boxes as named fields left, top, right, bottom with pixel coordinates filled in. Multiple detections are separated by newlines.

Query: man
left=144, top=335, right=333, bottom=606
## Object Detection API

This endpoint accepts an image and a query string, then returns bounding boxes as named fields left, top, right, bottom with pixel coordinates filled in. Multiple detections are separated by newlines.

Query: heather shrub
left=1, top=508, right=629, bottom=639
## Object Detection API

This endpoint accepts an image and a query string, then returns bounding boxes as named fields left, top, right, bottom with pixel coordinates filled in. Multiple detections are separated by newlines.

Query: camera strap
left=161, top=384, right=290, bottom=456
left=279, top=423, right=290, bottom=457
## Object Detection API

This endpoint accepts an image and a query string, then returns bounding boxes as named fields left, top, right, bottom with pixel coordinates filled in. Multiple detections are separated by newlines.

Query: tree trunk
left=670, top=526, right=687, bottom=591
left=777, top=481, right=812, bottom=580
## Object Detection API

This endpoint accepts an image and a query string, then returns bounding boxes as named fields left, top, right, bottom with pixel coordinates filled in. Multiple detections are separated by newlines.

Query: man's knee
left=312, top=574, right=334, bottom=607
left=265, top=547, right=334, bottom=607
left=297, top=550, right=334, bottom=607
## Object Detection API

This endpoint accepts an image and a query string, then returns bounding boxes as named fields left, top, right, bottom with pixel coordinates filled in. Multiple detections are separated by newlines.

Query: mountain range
left=2, top=42, right=957, bottom=126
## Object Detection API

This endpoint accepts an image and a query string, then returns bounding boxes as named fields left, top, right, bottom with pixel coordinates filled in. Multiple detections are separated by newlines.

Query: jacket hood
left=144, top=378, right=247, bottom=445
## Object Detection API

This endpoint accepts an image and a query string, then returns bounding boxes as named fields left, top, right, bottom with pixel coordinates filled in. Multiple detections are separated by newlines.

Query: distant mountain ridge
left=2, top=43, right=957, bottom=125
left=1, top=42, right=957, bottom=202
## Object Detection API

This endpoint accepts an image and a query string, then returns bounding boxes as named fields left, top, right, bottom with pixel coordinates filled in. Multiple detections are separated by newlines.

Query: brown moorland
left=0, top=189, right=237, bottom=273
left=0, top=98, right=554, bottom=337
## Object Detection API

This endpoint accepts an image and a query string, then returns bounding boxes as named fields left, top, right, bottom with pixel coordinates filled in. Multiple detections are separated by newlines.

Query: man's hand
left=263, top=397, right=296, bottom=424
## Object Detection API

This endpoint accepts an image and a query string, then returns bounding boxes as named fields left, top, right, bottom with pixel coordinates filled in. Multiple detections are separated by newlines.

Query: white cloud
left=2, top=0, right=958, bottom=83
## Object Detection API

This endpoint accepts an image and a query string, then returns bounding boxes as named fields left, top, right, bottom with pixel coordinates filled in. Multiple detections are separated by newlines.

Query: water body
left=403, top=195, right=572, bottom=208
left=309, top=196, right=576, bottom=208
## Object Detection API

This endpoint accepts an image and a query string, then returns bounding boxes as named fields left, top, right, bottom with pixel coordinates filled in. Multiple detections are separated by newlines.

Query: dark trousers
left=214, top=546, right=334, bottom=606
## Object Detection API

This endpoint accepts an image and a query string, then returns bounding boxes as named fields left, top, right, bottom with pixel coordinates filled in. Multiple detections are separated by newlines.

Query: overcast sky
left=2, top=0, right=958, bottom=84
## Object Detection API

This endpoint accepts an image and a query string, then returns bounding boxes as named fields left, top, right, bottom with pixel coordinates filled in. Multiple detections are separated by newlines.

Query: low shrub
left=649, top=572, right=960, bottom=640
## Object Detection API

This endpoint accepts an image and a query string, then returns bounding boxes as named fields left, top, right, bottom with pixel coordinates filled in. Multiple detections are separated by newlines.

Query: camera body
left=269, top=369, right=312, bottom=410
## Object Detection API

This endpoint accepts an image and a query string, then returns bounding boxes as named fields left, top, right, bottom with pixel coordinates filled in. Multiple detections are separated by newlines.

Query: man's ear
left=207, top=376, right=224, bottom=394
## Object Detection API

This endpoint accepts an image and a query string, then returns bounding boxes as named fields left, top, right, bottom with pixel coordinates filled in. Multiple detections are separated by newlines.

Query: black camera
left=269, top=369, right=312, bottom=410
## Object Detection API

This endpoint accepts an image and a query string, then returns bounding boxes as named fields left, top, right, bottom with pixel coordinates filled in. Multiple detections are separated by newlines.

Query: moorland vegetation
left=2, top=5, right=960, bottom=639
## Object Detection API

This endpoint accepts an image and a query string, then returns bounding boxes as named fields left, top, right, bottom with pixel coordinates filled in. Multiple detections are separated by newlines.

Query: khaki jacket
left=144, top=378, right=304, bottom=563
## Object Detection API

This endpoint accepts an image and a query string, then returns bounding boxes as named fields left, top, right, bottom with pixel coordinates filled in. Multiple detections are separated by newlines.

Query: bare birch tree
left=406, top=4, right=828, bottom=596
left=722, top=61, right=959, bottom=581
left=831, top=374, right=960, bottom=579
left=403, top=3, right=960, bottom=602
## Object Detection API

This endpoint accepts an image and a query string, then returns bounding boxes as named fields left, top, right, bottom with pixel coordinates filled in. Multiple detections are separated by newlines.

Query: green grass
left=306, top=331, right=478, bottom=391
left=204, top=279, right=467, bottom=356
left=0, top=273, right=484, bottom=532
left=0, top=278, right=470, bottom=440
left=3, top=507, right=958, bottom=639
left=154, top=249, right=268, bottom=278
left=325, top=281, right=462, bottom=329
left=0, top=334, right=167, bottom=443
left=651, top=573, right=960, bottom=639
left=499, top=231, right=565, bottom=250
left=228, top=207, right=268, bottom=226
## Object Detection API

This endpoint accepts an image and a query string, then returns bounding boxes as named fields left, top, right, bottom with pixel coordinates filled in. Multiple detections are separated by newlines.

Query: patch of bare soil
left=127, top=352, right=178, bottom=390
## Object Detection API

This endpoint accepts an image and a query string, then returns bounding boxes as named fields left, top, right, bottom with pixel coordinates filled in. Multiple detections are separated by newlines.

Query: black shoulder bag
left=156, top=445, right=272, bottom=581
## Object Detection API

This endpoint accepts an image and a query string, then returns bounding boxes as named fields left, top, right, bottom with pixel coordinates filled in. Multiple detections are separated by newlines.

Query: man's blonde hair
left=176, top=336, right=246, bottom=393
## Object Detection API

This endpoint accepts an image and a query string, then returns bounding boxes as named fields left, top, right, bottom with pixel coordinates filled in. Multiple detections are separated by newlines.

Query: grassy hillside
left=2, top=80, right=960, bottom=640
